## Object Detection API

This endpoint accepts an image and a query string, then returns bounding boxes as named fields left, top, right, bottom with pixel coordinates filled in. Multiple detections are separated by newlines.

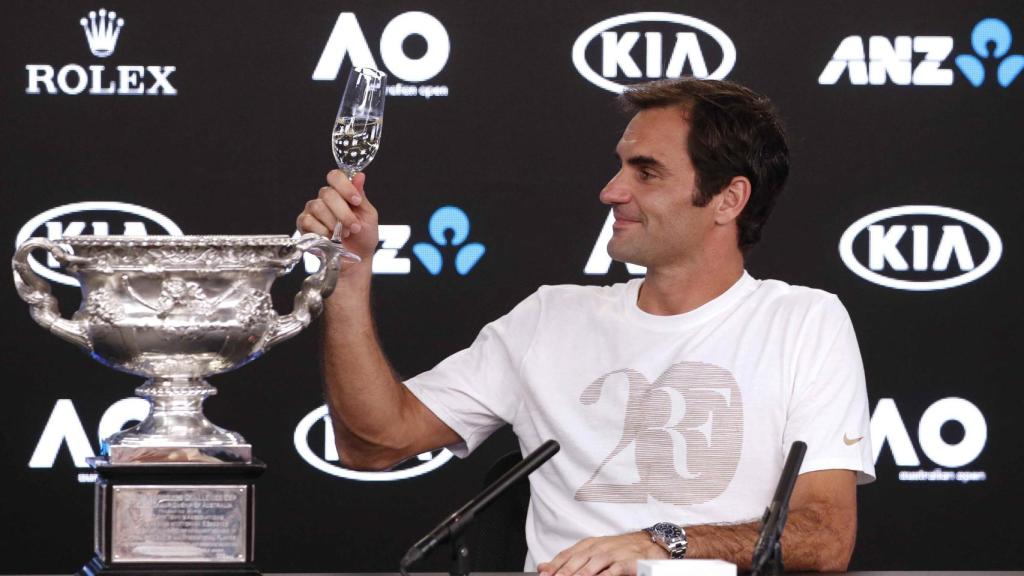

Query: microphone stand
left=451, top=532, right=470, bottom=576
left=399, top=439, right=560, bottom=576
left=750, top=441, right=807, bottom=576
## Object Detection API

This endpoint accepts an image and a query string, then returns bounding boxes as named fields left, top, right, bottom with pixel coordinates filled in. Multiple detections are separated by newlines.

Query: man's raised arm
left=296, top=169, right=462, bottom=470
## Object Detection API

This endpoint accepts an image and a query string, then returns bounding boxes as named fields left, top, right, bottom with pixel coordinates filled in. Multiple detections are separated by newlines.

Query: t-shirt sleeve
left=404, top=290, right=543, bottom=458
left=783, top=295, right=876, bottom=484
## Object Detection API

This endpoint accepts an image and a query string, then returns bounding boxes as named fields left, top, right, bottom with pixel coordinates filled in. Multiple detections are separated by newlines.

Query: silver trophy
left=12, top=233, right=348, bottom=575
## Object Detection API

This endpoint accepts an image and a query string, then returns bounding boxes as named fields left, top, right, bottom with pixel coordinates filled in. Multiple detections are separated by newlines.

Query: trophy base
left=84, top=458, right=266, bottom=576
left=79, top=555, right=261, bottom=576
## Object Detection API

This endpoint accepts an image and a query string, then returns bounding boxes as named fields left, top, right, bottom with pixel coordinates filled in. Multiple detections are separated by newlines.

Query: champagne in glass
left=332, top=116, right=383, bottom=176
left=331, top=67, right=386, bottom=244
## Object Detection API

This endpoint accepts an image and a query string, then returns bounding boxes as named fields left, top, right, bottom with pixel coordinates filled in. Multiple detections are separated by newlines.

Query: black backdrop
left=2, top=0, right=1021, bottom=572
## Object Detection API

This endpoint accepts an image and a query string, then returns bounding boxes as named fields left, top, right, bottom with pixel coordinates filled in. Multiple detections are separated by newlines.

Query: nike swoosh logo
left=844, top=434, right=864, bottom=446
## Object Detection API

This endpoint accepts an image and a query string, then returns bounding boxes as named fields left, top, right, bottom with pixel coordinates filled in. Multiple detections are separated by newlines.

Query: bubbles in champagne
left=332, top=116, right=383, bottom=174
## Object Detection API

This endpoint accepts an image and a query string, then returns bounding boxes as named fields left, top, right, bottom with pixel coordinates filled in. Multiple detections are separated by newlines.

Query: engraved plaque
left=111, top=485, right=248, bottom=563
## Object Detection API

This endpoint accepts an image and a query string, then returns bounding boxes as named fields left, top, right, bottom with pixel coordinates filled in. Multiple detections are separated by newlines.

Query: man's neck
left=636, top=249, right=745, bottom=316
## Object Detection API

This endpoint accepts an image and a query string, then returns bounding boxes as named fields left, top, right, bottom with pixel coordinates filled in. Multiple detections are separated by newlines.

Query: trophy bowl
left=13, top=233, right=349, bottom=464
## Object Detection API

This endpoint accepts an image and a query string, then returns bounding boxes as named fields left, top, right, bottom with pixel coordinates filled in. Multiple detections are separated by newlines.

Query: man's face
left=600, top=107, right=717, bottom=269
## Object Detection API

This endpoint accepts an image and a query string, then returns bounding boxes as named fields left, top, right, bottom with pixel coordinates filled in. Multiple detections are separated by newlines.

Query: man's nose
left=599, top=171, right=630, bottom=205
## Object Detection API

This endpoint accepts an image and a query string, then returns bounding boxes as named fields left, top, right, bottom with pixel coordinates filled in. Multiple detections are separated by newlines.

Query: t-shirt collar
left=623, top=271, right=757, bottom=330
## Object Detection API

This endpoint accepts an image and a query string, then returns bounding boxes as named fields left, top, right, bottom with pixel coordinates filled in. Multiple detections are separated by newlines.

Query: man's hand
left=537, top=532, right=668, bottom=576
left=296, top=170, right=380, bottom=266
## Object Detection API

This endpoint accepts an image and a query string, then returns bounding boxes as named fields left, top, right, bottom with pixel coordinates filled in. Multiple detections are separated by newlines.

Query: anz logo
left=573, top=12, right=736, bottom=93
left=956, top=18, right=1024, bottom=87
left=839, top=206, right=1002, bottom=291
left=411, top=206, right=485, bottom=275
left=303, top=205, right=485, bottom=276
left=293, top=405, right=453, bottom=481
left=15, top=201, right=183, bottom=287
left=819, top=17, right=1023, bottom=87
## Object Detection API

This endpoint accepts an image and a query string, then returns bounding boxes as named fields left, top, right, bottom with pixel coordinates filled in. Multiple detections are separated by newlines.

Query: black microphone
left=399, top=439, right=560, bottom=572
left=750, top=440, right=807, bottom=576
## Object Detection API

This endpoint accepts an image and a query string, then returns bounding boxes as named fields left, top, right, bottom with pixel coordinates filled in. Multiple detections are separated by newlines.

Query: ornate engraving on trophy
left=12, top=234, right=350, bottom=464
left=111, top=485, right=248, bottom=563
left=85, top=288, right=124, bottom=324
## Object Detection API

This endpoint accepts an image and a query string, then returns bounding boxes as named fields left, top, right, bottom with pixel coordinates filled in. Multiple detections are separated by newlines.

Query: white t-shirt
left=405, top=272, right=874, bottom=569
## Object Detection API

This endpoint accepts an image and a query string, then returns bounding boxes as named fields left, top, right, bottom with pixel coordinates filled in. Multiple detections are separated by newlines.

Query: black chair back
left=467, top=450, right=530, bottom=571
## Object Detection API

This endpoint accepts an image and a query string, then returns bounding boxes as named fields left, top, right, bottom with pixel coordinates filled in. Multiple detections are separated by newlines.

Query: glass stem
left=330, top=169, right=358, bottom=242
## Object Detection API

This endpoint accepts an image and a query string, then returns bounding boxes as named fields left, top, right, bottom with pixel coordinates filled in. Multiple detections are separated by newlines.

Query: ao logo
left=29, top=398, right=149, bottom=469
left=573, top=12, right=736, bottom=93
left=15, top=201, right=183, bottom=287
left=293, top=405, right=454, bottom=481
left=839, top=206, right=1001, bottom=291
left=313, top=12, right=449, bottom=84
left=871, top=398, right=986, bottom=469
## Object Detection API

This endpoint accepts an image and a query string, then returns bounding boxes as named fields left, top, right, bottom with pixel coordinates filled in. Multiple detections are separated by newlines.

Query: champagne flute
left=330, top=67, right=386, bottom=246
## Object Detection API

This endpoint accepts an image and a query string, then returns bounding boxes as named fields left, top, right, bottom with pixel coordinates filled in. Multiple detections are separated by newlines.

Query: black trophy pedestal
left=80, top=458, right=266, bottom=576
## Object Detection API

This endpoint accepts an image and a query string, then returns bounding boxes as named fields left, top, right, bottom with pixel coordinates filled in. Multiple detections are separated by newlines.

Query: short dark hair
left=620, top=78, right=790, bottom=250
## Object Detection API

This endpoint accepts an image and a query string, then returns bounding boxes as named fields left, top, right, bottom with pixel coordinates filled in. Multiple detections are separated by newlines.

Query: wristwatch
left=643, top=522, right=687, bottom=559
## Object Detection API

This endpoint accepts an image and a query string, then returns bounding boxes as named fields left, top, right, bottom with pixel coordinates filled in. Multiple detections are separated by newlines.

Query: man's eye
left=639, top=170, right=653, bottom=181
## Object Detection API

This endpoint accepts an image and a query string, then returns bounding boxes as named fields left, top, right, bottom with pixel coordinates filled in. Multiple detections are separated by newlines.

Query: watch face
left=654, top=522, right=683, bottom=540
left=650, top=523, right=687, bottom=559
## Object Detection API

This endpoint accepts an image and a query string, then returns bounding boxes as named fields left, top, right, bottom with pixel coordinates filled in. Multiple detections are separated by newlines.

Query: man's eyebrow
left=624, top=154, right=666, bottom=170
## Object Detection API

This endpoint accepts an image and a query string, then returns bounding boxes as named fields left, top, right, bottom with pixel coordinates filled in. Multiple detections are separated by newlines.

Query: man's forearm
left=319, top=266, right=411, bottom=469
left=687, top=502, right=855, bottom=572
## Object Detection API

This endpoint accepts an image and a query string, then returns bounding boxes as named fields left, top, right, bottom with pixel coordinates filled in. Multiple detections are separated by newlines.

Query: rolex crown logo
left=80, top=8, right=124, bottom=58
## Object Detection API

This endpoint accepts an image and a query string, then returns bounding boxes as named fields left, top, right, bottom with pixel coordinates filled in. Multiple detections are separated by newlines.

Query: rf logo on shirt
left=575, top=361, right=744, bottom=505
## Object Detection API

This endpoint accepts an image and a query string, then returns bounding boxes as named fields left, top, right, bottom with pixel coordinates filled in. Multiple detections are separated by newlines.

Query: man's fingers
left=541, top=550, right=572, bottom=576
left=325, top=169, right=363, bottom=206
left=307, top=198, right=342, bottom=229
left=543, top=535, right=648, bottom=576
left=303, top=197, right=360, bottom=237
left=571, top=552, right=613, bottom=576
left=555, top=552, right=591, bottom=576
left=595, top=561, right=630, bottom=576
left=545, top=537, right=601, bottom=576
left=296, top=212, right=329, bottom=237
left=325, top=168, right=348, bottom=190
left=317, top=187, right=363, bottom=234
left=352, top=171, right=367, bottom=195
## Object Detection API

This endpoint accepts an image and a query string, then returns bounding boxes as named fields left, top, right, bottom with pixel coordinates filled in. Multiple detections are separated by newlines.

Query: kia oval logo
left=15, top=201, right=183, bottom=287
left=572, top=12, right=737, bottom=93
left=839, top=205, right=1002, bottom=291
left=293, top=405, right=454, bottom=481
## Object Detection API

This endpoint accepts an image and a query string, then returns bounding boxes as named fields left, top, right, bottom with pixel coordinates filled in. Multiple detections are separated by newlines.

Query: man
left=296, top=78, right=873, bottom=575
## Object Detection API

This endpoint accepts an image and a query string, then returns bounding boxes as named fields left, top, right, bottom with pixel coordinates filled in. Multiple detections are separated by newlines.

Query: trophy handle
left=263, top=234, right=354, bottom=350
left=12, top=238, right=92, bottom=350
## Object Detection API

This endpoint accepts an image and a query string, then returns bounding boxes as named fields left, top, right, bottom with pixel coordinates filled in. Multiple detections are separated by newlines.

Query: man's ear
left=714, top=176, right=751, bottom=225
